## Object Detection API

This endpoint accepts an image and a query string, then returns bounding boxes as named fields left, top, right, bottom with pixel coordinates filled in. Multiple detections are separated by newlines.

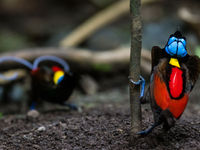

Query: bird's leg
left=30, top=101, right=36, bottom=110
left=140, top=86, right=150, bottom=104
left=29, top=92, right=37, bottom=110
left=63, top=102, right=78, bottom=110
left=161, top=109, right=175, bottom=131
left=137, top=120, right=162, bottom=135
left=129, top=75, right=146, bottom=99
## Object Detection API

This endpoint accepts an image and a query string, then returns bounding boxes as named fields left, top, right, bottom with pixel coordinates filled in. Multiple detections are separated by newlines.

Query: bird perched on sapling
left=131, top=31, right=200, bottom=135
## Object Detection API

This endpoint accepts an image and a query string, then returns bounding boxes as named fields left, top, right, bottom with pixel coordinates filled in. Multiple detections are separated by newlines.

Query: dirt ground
left=0, top=95, right=200, bottom=150
left=0, top=77, right=200, bottom=150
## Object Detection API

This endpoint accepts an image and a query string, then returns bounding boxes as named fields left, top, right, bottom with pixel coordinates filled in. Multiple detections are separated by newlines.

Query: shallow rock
left=27, top=109, right=40, bottom=119
left=37, top=126, right=46, bottom=132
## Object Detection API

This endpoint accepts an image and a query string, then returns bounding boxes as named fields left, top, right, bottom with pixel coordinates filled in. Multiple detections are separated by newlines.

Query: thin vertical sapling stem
left=129, top=0, right=142, bottom=136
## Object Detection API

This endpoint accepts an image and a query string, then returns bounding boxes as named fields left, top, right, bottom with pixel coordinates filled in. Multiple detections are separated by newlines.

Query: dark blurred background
left=0, top=0, right=200, bottom=114
left=0, top=0, right=200, bottom=52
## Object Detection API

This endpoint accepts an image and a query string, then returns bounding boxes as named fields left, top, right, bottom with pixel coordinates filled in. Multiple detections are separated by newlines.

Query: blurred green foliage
left=0, top=31, right=31, bottom=52
left=92, top=63, right=112, bottom=72
left=89, top=0, right=115, bottom=7
left=195, top=46, right=200, bottom=57
left=0, top=112, right=3, bottom=119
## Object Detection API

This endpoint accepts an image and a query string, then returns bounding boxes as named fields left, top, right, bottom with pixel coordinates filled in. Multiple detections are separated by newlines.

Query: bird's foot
left=64, top=103, right=78, bottom=111
left=129, top=75, right=146, bottom=98
left=137, top=122, right=161, bottom=136
left=137, top=130, right=151, bottom=135
left=137, top=127, right=154, bottom=135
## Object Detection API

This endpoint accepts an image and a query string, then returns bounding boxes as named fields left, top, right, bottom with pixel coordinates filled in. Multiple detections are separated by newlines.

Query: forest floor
left=0, top=79, right=200, bottom=150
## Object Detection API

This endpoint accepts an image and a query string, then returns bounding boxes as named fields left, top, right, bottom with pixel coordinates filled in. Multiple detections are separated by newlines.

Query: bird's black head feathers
left=170, top=31, right=186, bottom=40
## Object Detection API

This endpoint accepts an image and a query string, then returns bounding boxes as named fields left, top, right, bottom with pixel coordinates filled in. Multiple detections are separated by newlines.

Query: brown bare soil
left=0, top=101, right=199, bottom=150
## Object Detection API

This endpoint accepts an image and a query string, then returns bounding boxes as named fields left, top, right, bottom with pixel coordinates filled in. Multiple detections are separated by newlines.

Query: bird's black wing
left=184, top=55, right=200, bottom=92
left=151, top=46, right=165, bottom=73
left=140, top=46, right=165, bottom=104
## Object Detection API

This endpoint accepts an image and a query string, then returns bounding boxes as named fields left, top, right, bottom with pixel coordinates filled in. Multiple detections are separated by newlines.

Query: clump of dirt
left=0, top=103, right=199, bottom=150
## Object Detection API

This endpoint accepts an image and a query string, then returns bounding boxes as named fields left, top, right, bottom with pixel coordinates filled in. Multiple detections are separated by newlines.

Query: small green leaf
left=0, top=112, right=3, bottom=119
left=195, top=46, right=200, bottom=57
left=92, top=64, right=112, bottom=72
left=0, top=31, right=31, bottom=52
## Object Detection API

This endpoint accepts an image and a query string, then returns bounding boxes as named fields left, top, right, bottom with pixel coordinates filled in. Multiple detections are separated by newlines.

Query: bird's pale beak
left=169, top=58, right=180, bottom=68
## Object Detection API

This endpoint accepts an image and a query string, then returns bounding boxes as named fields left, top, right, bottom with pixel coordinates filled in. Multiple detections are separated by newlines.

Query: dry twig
left=60, top=0, right=158, bottom=47
left=0, top=47, right=151, bottom=73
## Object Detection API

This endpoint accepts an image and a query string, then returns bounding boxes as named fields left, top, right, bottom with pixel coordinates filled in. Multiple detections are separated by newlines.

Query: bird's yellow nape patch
left=53, top=71, right=64, bottom=85
left=169, top=58, right=180, bottom=68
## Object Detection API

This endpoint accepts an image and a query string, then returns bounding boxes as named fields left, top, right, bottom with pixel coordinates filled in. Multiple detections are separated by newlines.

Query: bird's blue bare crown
left=165, top=31, right=187, bottom=57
